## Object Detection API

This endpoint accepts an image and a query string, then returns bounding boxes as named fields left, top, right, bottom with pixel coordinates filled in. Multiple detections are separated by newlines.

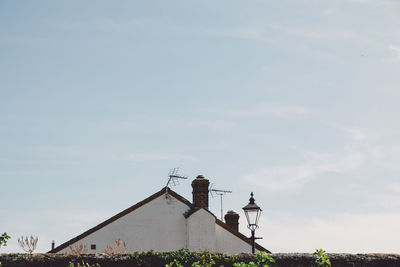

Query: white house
left=49, top=175, right=268, bottom=255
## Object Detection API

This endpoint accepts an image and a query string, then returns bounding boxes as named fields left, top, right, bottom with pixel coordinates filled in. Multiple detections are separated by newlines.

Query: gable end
left=49, top=187, right=192, bottom=253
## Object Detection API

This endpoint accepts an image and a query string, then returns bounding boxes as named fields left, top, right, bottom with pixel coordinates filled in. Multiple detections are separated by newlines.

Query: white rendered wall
left=58, top=193, right=190, bottom=254
left=187, top=209, right=216, bottom=252
left=215, top=224, right=255, bottom=255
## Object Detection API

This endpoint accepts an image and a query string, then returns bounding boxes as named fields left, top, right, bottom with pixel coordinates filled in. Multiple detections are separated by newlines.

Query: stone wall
left=1, top=252, right=400, bottom=267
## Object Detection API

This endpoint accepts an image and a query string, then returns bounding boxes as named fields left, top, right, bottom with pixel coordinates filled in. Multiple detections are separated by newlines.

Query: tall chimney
left=51, top=240, right=55, bottom=250
left=192, top=175, right=210, bottom=208
left=224, top=210, right=239, bottom=232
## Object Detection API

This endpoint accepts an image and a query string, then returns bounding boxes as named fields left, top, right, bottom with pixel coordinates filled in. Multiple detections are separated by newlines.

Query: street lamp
left=242, top=192, right=262, bottom=254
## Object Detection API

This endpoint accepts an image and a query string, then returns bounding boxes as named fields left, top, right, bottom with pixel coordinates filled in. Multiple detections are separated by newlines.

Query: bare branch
left=103, top=238, right=128, bottom=255
left=18, top=235, right=38, bottom=254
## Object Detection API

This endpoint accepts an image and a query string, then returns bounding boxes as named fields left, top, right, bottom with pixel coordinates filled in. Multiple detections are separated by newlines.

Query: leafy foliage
left=165, top=250, right=274, bottom=267
left=67, top=260, right=100, bottom=267
left=0, top=232, right=11, bottom=267
left=314, top=249, right=331, bottom=267
left=233, top=251, right=275, bottom=267
left=192, top=250, right=216, bottom=267
left=165, top=258, right=184, bottom=267
left=0, top=233, right=11, bottom=248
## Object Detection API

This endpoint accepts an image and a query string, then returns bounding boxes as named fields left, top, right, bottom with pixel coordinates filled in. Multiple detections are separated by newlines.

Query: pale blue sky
left=1, top=0, right=400, bottom=253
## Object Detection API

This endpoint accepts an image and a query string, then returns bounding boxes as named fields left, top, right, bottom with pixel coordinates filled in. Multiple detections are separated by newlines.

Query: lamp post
left=242, top=192, right=262, bottom=254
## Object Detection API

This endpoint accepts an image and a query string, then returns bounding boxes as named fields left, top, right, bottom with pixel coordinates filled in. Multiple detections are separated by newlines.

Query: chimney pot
left=224, top=210, right=239, bottom=232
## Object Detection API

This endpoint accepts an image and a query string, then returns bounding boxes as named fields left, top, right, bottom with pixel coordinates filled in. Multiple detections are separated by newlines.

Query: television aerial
left=210, top=184, right=232, bottom=221
left=165, top=167, right=187, bottom=196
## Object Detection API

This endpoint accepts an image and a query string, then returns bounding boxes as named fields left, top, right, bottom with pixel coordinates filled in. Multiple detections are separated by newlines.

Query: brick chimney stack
left=224, top=210, right=240, bottom=232
left=192, top=175, right=210, bottom=208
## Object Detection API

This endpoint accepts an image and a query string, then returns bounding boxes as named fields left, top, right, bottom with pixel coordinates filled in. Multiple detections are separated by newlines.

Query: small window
left=91, top=244, right=96, bottom=250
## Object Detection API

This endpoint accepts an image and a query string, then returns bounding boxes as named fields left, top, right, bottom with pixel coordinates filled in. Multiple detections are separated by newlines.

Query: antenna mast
left=210, top=186, right=232, bottom=220
left=166, top=168, right=187, bottom=195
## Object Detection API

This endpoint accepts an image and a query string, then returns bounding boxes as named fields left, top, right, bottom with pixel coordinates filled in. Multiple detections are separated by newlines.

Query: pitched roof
left=48, top=187, right=269, bottom=253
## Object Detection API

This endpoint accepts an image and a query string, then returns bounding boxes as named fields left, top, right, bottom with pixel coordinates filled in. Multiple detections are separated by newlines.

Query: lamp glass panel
left=246, top=209, right=259, bottom=225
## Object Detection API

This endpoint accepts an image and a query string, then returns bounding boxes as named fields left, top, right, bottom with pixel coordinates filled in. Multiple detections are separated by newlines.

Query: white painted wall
left=216, top=224, right=255, bottom=255
left=57, top=193, right=258, bottom=254
left=187, top=209, right=216, bottom=252
left=58, top=193, right=190, bottom=254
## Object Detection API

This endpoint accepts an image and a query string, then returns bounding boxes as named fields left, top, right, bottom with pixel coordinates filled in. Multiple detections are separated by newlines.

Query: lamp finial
left=249, top=192, right=255, bottom=204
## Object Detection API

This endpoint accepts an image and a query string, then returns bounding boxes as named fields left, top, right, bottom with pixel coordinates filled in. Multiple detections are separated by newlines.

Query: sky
left=1, top=0, right=400, bottom=254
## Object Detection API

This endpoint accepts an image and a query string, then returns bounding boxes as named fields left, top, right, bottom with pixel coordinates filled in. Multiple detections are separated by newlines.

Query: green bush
left=0, top=232, right=11, bottom=267
left=233, top=251, right=275, bottom=267
left=0, top=233, right=10, bottom=248
left=67, top=260, right=100, bottom=267
left=165, top=251, right=274, bottom=267
left=314, top=249, right=331, bottom=267
left=165, top=259, right=184, bottom=267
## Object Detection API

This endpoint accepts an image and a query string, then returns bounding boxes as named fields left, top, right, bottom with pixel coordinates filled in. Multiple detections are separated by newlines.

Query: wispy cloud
left=273, top=25, right=360, bottom=42
left=127, top=152, right=196, bottom=161
left=209, top=105, right=313, bottom=119
left=243, top=126, right=371, bottom=192
left=35, top=146, right=102, bottom=159
left=370, top=142, right=400, bottom=172
left=388, top=184, right=400, bottom=194
left=389, top=44, right=400, bottom=61
left=347, top=0, right=373, bottom=3
left=339, top=126, right=369, bottom=142
left=322, top=8, right=337, bottom=16
left=232, top=106, right=312, bottom=117
left=243, top=124, right=400, bottom=193
left=31, top=146, right=197, bottom=162
left=0, top=170, right=64, bottom=177
left=54, top=17, right=151, bottom=33
left=347, top=0, right=397, bottom=5
left=242, top=149, right=364, bottom=192
left=204, top=25, right=359, bottom=43
left=187, top=119, right=235, bottom=131
left=202, top=27, right=270, bottom=43
left=161, top=117, right=235, bottom=132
